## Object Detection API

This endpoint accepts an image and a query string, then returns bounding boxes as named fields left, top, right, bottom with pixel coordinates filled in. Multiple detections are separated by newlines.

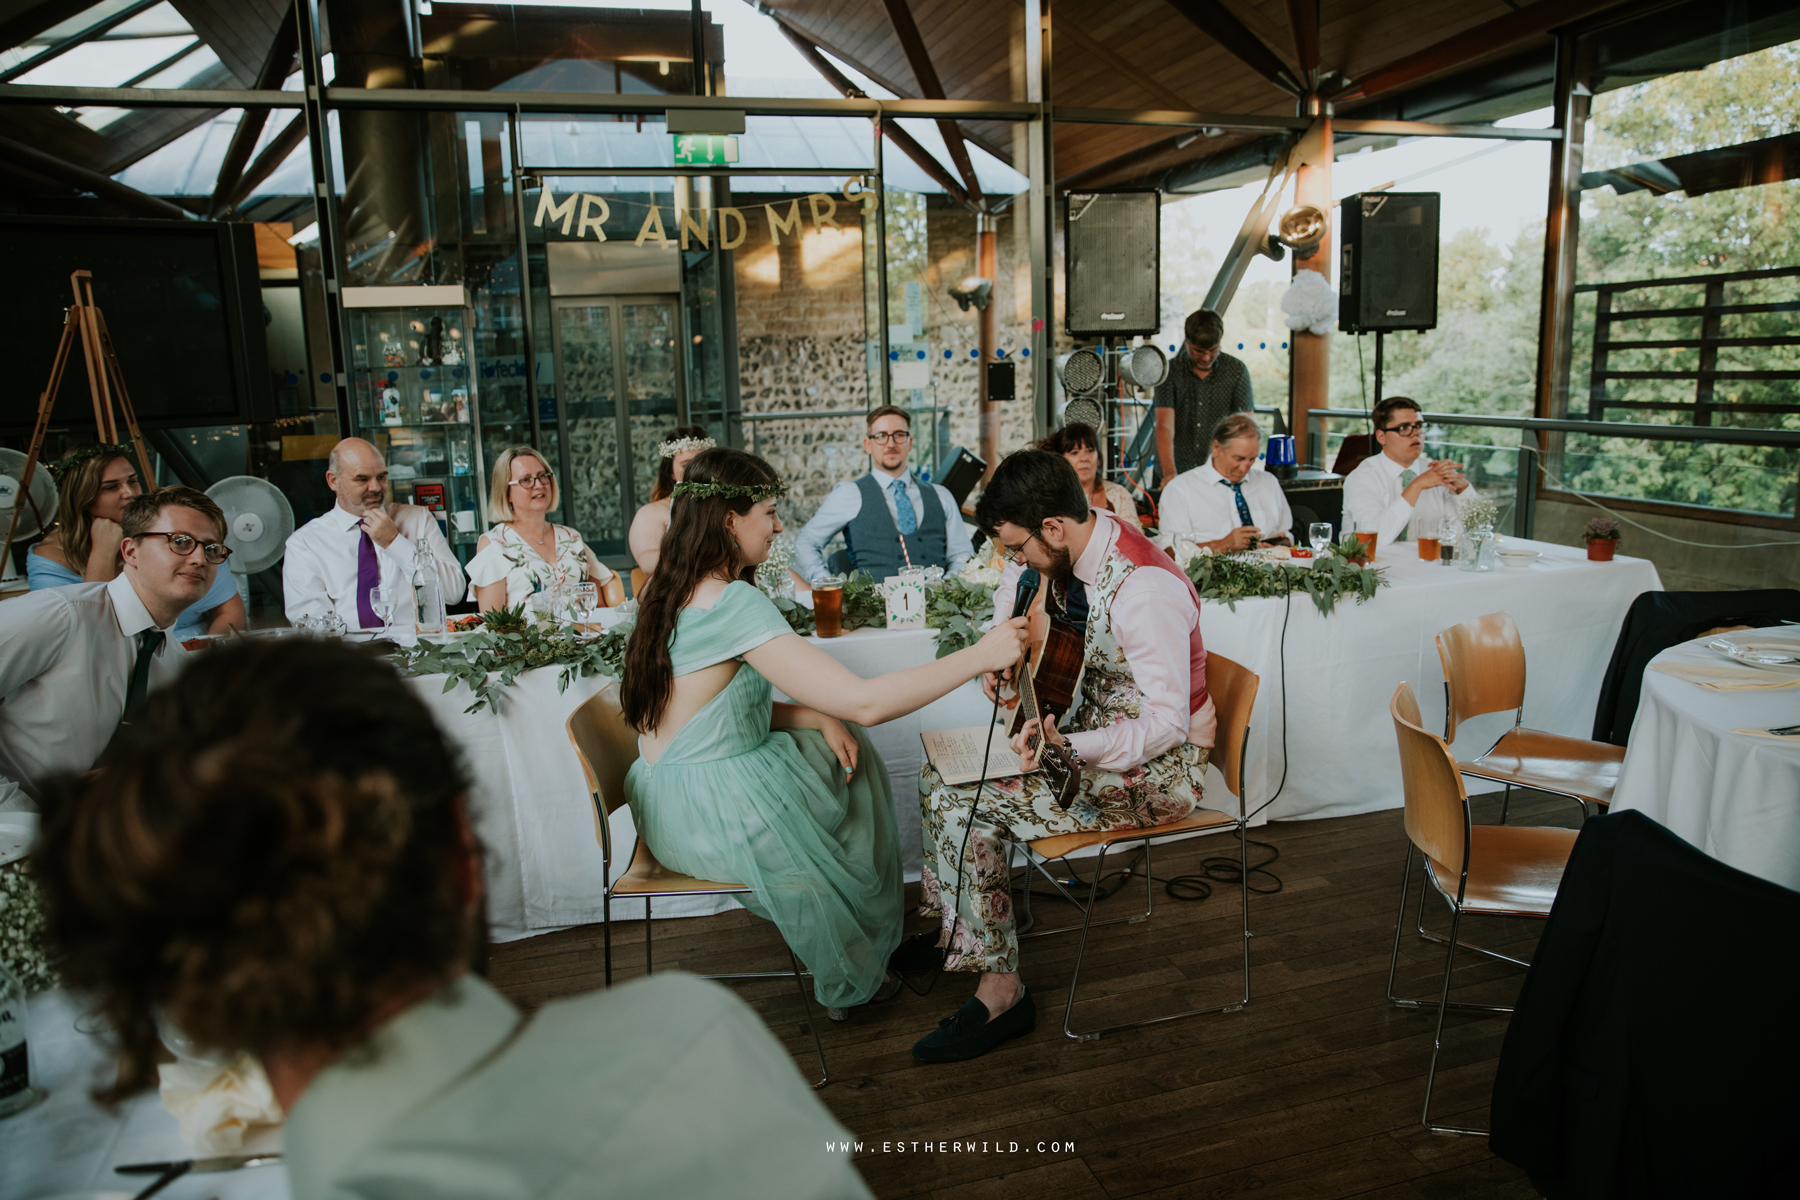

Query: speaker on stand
left=1339, top=190, right=1440, bottom=417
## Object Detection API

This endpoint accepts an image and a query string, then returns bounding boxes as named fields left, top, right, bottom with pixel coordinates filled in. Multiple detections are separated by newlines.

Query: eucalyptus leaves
left=392, top=621, right=632, bottom=713
left=1183, top=550, right=1387, bottom=615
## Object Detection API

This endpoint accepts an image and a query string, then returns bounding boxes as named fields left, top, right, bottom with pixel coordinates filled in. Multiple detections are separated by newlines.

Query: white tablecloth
left=411, top=627, right=992, bottom=940
left=1609, top=628, right=1800, bottom=891
left=1197, top=538, right=1662, bottom=821
left=0, top=991, right=288, bottom=1200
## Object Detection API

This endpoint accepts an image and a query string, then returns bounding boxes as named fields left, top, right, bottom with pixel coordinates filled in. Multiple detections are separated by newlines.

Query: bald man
left=282, top=438, right=466, bottom=629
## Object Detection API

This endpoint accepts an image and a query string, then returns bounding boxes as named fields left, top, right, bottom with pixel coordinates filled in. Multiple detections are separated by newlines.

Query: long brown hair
left=651, top=424, right=711, bottom=502
left=50, top=446, right=134, bottom=572
left=621, top=447, right=782, bottom=733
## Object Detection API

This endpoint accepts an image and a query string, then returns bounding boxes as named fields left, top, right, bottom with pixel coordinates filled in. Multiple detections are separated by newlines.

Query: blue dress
left=28, top=549, right=238, bottom=641
left=624, top=581, right=904, bottom=1008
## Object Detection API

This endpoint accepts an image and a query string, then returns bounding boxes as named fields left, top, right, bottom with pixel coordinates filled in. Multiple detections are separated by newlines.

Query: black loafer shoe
left=911, top=988, right=1035, bottom=1063
left=889, top=931, right=945, bottom=974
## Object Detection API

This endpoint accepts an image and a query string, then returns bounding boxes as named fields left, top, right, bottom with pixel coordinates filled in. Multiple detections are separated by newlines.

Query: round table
left=1609, top=627, right=1800, bottom=891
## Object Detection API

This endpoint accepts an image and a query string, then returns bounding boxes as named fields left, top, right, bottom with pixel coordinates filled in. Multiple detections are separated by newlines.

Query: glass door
left=552, top=294, right=684, bottom=556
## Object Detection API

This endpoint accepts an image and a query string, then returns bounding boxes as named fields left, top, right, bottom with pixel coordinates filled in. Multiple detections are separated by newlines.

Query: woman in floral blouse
left=466, top=446, right=624, bottom=611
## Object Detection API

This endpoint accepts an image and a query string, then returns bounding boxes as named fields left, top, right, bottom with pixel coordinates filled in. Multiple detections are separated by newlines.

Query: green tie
left=1397, top=469, right=1417, bottom=540
left=106, top=629, right=164, bottom=758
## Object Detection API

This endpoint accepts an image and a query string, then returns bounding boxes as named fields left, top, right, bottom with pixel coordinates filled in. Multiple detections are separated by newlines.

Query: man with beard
left=902, top=450, right=1218, bottom=1063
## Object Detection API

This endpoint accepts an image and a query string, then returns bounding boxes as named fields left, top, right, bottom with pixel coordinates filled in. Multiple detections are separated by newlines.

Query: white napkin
left=158, top=1051, right=284, bottom=1153
left=1650, top=662, right=1799, bottom=690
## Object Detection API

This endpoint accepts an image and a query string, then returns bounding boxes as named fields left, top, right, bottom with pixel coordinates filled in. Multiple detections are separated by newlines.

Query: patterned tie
left=1226, top=480, right=1254, bottom=528
left=1397, top=469, right=1417, bottom=541
left=356, top=526, right=381, bottom=629
left=891, top=478, right=917, bottom=535
left=105, top=629, right=164, bottom=758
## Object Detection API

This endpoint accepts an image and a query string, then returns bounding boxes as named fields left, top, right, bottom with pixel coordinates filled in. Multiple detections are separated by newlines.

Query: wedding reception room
left=3, top=0, right=1799, bottom=1197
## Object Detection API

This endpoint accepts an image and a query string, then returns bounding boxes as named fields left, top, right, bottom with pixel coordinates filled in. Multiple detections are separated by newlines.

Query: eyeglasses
left=1382, top=422, right=1425, bottom=436
left=996, top=541, right=1029, bottom=565
left=867, top=431, right=912, bottom=445
left=134, top=531, right=231, bottom=564
left=508, top=472, right=555, bottom=488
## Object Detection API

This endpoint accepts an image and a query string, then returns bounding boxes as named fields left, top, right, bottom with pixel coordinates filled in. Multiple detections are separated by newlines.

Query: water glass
left=368, top=586, right=396, bottom=637
left=1308, top=522, right=1333, bottom=555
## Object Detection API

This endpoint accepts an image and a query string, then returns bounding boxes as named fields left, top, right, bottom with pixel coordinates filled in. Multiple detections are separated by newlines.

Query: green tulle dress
left=624, top=581, right=904, bottom=1008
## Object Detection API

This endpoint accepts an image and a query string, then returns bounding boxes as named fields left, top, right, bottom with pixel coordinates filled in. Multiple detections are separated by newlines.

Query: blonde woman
left=627, top=424, right=713, bottom=576
left=28, top=443, right=244, bottom=639
left=466, top=446, right=624, bottom=611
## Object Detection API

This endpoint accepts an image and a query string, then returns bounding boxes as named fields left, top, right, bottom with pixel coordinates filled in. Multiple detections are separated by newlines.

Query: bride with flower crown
left=627, top=424, right=713, bottom=577
left=619, top=447, right=1028, bottom=1018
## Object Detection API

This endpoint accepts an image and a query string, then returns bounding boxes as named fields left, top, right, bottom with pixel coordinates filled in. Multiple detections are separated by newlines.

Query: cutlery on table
left=117, top=1152, right=282, bottom=1175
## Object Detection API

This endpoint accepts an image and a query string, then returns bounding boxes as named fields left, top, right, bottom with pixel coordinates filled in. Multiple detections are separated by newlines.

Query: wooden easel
left=1, top=270, right=157, bottom=567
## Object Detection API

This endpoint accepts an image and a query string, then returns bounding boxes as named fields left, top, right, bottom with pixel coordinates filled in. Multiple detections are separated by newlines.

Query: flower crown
left=659, top=435, right=716, bottom=458
left=46, top=442, right=134, bottom=486
left=672, top=478, right=787, bottom=503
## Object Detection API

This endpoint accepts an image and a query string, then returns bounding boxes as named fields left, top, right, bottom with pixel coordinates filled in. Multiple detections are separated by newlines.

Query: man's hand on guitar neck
left=1010, top=714, right=1066, bottom=774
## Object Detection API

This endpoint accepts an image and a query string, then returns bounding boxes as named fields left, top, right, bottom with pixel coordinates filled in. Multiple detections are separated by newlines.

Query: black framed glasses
left=508, top=472, right=555, bottom=488
left=867, top=431, right=912, bottom=445
left=1382, top=421, right=1425, bottom=436
left=134, top=531, right=231, bottom=564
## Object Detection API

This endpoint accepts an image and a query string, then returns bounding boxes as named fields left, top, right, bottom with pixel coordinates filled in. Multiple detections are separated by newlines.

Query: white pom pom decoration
left=1280, top=270, right=1339, bottom=337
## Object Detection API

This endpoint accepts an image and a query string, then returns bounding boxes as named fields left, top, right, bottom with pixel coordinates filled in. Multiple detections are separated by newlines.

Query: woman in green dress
left=620, top=449, right=1028, bottom=1016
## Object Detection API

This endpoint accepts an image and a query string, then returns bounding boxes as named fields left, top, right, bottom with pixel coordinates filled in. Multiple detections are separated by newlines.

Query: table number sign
left=883, top=571, right=928, bottom=630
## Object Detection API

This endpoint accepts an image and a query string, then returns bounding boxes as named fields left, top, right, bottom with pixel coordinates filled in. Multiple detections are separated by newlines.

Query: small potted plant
left=1583, top=516, right=1621, bottom=561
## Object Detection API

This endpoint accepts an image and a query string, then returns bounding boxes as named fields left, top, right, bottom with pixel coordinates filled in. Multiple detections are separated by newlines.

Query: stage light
left=1055, top=347, right=1104, bottom=394
left=1117, top=343, right=1167, bottom=389
left=1274, top=204, right=1326, bottom=254
left=949, top=275, right=993, bottom=312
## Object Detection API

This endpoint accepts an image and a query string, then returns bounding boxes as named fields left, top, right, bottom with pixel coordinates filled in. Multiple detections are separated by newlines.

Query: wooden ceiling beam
left=879, top=0, right=982, bottom=203
left=210, top=0, right=297, bottom=215
left=1351, top=0, right=1629, bottom=100
left=1162, top=0, right=1302, bottom=94
left=1285, top=0, right=1318, bottom=82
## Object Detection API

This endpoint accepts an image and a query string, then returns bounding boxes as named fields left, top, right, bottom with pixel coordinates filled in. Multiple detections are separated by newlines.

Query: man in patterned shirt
left=1154, top=308, right=1254, bottom=482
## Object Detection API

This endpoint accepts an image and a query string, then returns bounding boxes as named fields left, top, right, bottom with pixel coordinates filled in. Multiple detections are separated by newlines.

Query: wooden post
left=1290, top=102, right=1332, bottom=466
left=977, top=210, right=999, bottom=481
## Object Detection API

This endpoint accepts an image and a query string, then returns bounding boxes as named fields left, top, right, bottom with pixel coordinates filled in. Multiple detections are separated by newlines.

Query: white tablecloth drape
left=1608, top=628, right=1800, bottom=891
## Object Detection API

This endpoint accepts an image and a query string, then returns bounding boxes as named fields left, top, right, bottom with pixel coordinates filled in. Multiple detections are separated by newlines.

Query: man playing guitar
left=906, top=449, right=1219, bottom=1063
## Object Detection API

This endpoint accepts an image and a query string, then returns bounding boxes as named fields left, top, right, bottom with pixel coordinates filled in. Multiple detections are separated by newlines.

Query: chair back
left=1330, top=433, right=1374, bottom=476
left=1204, top=651, right=1259, bottom=804
left=565, top=685, right=641, bottom=857
left=1436, top=610, right=1526, bottom=743
left=629, top=566, right=647, bottom=598
left=1391, top=682, right=1470, bottom=877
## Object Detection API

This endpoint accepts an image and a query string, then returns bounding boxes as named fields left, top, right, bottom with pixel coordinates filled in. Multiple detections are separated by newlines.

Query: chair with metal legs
left=565, top=684, right=830, bottom=1088
left=1385, top=681, right=1577, bottom=1135
left=1015, top=652, right=1259, bottom=1042
left=1437, top=611, right=1625, bottom=825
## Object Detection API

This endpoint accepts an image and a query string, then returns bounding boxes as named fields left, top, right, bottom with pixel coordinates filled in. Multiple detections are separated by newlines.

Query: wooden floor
left=488, top=792, right=1576, bottom=1200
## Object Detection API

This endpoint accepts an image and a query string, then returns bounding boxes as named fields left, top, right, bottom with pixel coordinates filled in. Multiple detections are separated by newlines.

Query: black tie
left=109, top=630, right=164, bottom=753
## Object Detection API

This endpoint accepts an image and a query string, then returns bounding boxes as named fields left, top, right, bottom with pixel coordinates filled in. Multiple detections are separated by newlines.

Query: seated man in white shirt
left=795, top=406, right=975, bottom=583
left=1157, top=413, right=1293, bottom=554
left=283, top=437, right=466, bottom=630
left=0, top=486, right=227, bottom=808
left=1341, top=397, right=1476, bottom=547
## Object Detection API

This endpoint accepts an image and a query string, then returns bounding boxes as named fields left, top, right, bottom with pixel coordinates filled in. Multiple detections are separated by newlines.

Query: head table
left=398, top=536, right=1659, bottom=943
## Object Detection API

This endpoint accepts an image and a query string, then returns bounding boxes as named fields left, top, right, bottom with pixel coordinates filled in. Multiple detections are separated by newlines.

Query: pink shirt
left=991, top=510, right=1218, bottom=771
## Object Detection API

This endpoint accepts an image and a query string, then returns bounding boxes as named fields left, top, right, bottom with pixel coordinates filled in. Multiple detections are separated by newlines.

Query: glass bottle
left=0, top=955, right=41, bottom=1118
left=413, top=540, right=445, bottom=635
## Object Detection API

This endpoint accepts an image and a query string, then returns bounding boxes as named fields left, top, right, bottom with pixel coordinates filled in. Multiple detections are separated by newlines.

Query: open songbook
left=920, top=723, right=1035, bottom=787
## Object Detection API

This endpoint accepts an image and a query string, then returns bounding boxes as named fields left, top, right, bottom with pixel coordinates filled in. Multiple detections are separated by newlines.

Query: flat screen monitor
left=0, top=216, right=269, bottom=434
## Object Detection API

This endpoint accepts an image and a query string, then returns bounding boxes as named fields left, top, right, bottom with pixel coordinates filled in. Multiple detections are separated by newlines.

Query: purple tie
left=356, top=527, right=380, bottom=629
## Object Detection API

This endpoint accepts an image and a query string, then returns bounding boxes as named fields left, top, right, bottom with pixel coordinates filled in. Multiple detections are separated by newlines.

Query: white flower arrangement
left=0, top=862, right=55, bottom=994
left=756, top=533, right=800, bottom=595
left=1462, top=496, right=1499, bottom=530
left=1281, top=269, right=1339, bottom=336
left=957, top=559, right=1003, bottom=589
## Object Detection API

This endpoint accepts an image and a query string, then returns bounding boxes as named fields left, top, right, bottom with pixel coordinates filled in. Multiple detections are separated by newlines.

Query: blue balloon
left=1021, top=349, right=1030, bottom=357
left=321, top=372, right=333, bottom=383
left=970, top=349, right=979, bottom=358
left=916, top=350, right=925, bottom=360
left=889, top=350, right=899, bottom=360
left=943, top=350, right=953, bottom=359
left=387, top=371, right=398, bottom=382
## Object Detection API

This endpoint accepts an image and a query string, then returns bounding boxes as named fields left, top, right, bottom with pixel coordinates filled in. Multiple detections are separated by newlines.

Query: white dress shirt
left=1342, top=452, right=1482, bottom=547
left=990, top=510, right=1216, bottom=767
left=1157, top=462, right=1293, bottom=548
left=0, top=573, right=186, bottom=806
left=283, top=502, right=467, bottom=628
left=794, top=467, right=974, bottom=581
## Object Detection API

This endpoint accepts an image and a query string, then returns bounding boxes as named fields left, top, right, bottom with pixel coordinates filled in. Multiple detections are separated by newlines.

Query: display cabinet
left=345, top=302, right=487, bottom=554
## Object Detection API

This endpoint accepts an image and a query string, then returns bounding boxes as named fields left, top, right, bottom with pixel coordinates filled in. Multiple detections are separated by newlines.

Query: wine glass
left=369, top=586, right=396, bottom=638
left=1309, top=522, right=1333, bottom=555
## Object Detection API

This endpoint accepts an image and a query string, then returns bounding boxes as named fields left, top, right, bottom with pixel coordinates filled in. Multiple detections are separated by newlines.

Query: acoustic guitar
left=1006, top=599, right=1086, bottom=810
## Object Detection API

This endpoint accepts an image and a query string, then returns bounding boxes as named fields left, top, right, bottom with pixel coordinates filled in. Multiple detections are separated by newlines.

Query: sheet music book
left=920, top=724, right=1035, bottom=786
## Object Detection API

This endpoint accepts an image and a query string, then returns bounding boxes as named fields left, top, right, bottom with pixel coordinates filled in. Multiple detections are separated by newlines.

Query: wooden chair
left=1016, top=652, right=1259, bottom=1043
left=629, top=566, right=646, bottom=599
left=1437, top=611, right=1625, bottom=824
left=1385, top=681, right=1577, bottom=1135
left=564, top=684, right=829, bottom=1088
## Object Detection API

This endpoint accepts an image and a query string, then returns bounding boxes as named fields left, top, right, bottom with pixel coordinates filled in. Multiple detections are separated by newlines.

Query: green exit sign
left=672, top=134, right=739, bottom=166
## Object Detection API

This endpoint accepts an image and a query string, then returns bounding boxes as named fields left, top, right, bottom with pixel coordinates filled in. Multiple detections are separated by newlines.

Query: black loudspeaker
left=1064, top=188, right=1160, bottom=337
left=985, top=360, right=1016, bottom=401
left=1338, top=191, right=1440, bottom=333
left=938, top=446, right=986, bottom=508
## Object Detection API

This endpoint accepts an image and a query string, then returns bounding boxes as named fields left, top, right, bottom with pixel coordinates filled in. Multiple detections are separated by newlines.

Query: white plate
left=0, top=812, right=38, bottom=867
left=1706, top=635, right=1800, bottom=676
left=1498, top=550, right=1541, bottom=569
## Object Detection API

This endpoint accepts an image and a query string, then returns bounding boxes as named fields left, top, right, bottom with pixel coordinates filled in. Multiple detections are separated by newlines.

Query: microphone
left=1011, top=568, right=1041, bottom=620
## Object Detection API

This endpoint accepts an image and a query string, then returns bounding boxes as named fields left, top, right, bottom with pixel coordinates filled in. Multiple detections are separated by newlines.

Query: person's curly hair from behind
left=33, top=639, right=480, bottom=1103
